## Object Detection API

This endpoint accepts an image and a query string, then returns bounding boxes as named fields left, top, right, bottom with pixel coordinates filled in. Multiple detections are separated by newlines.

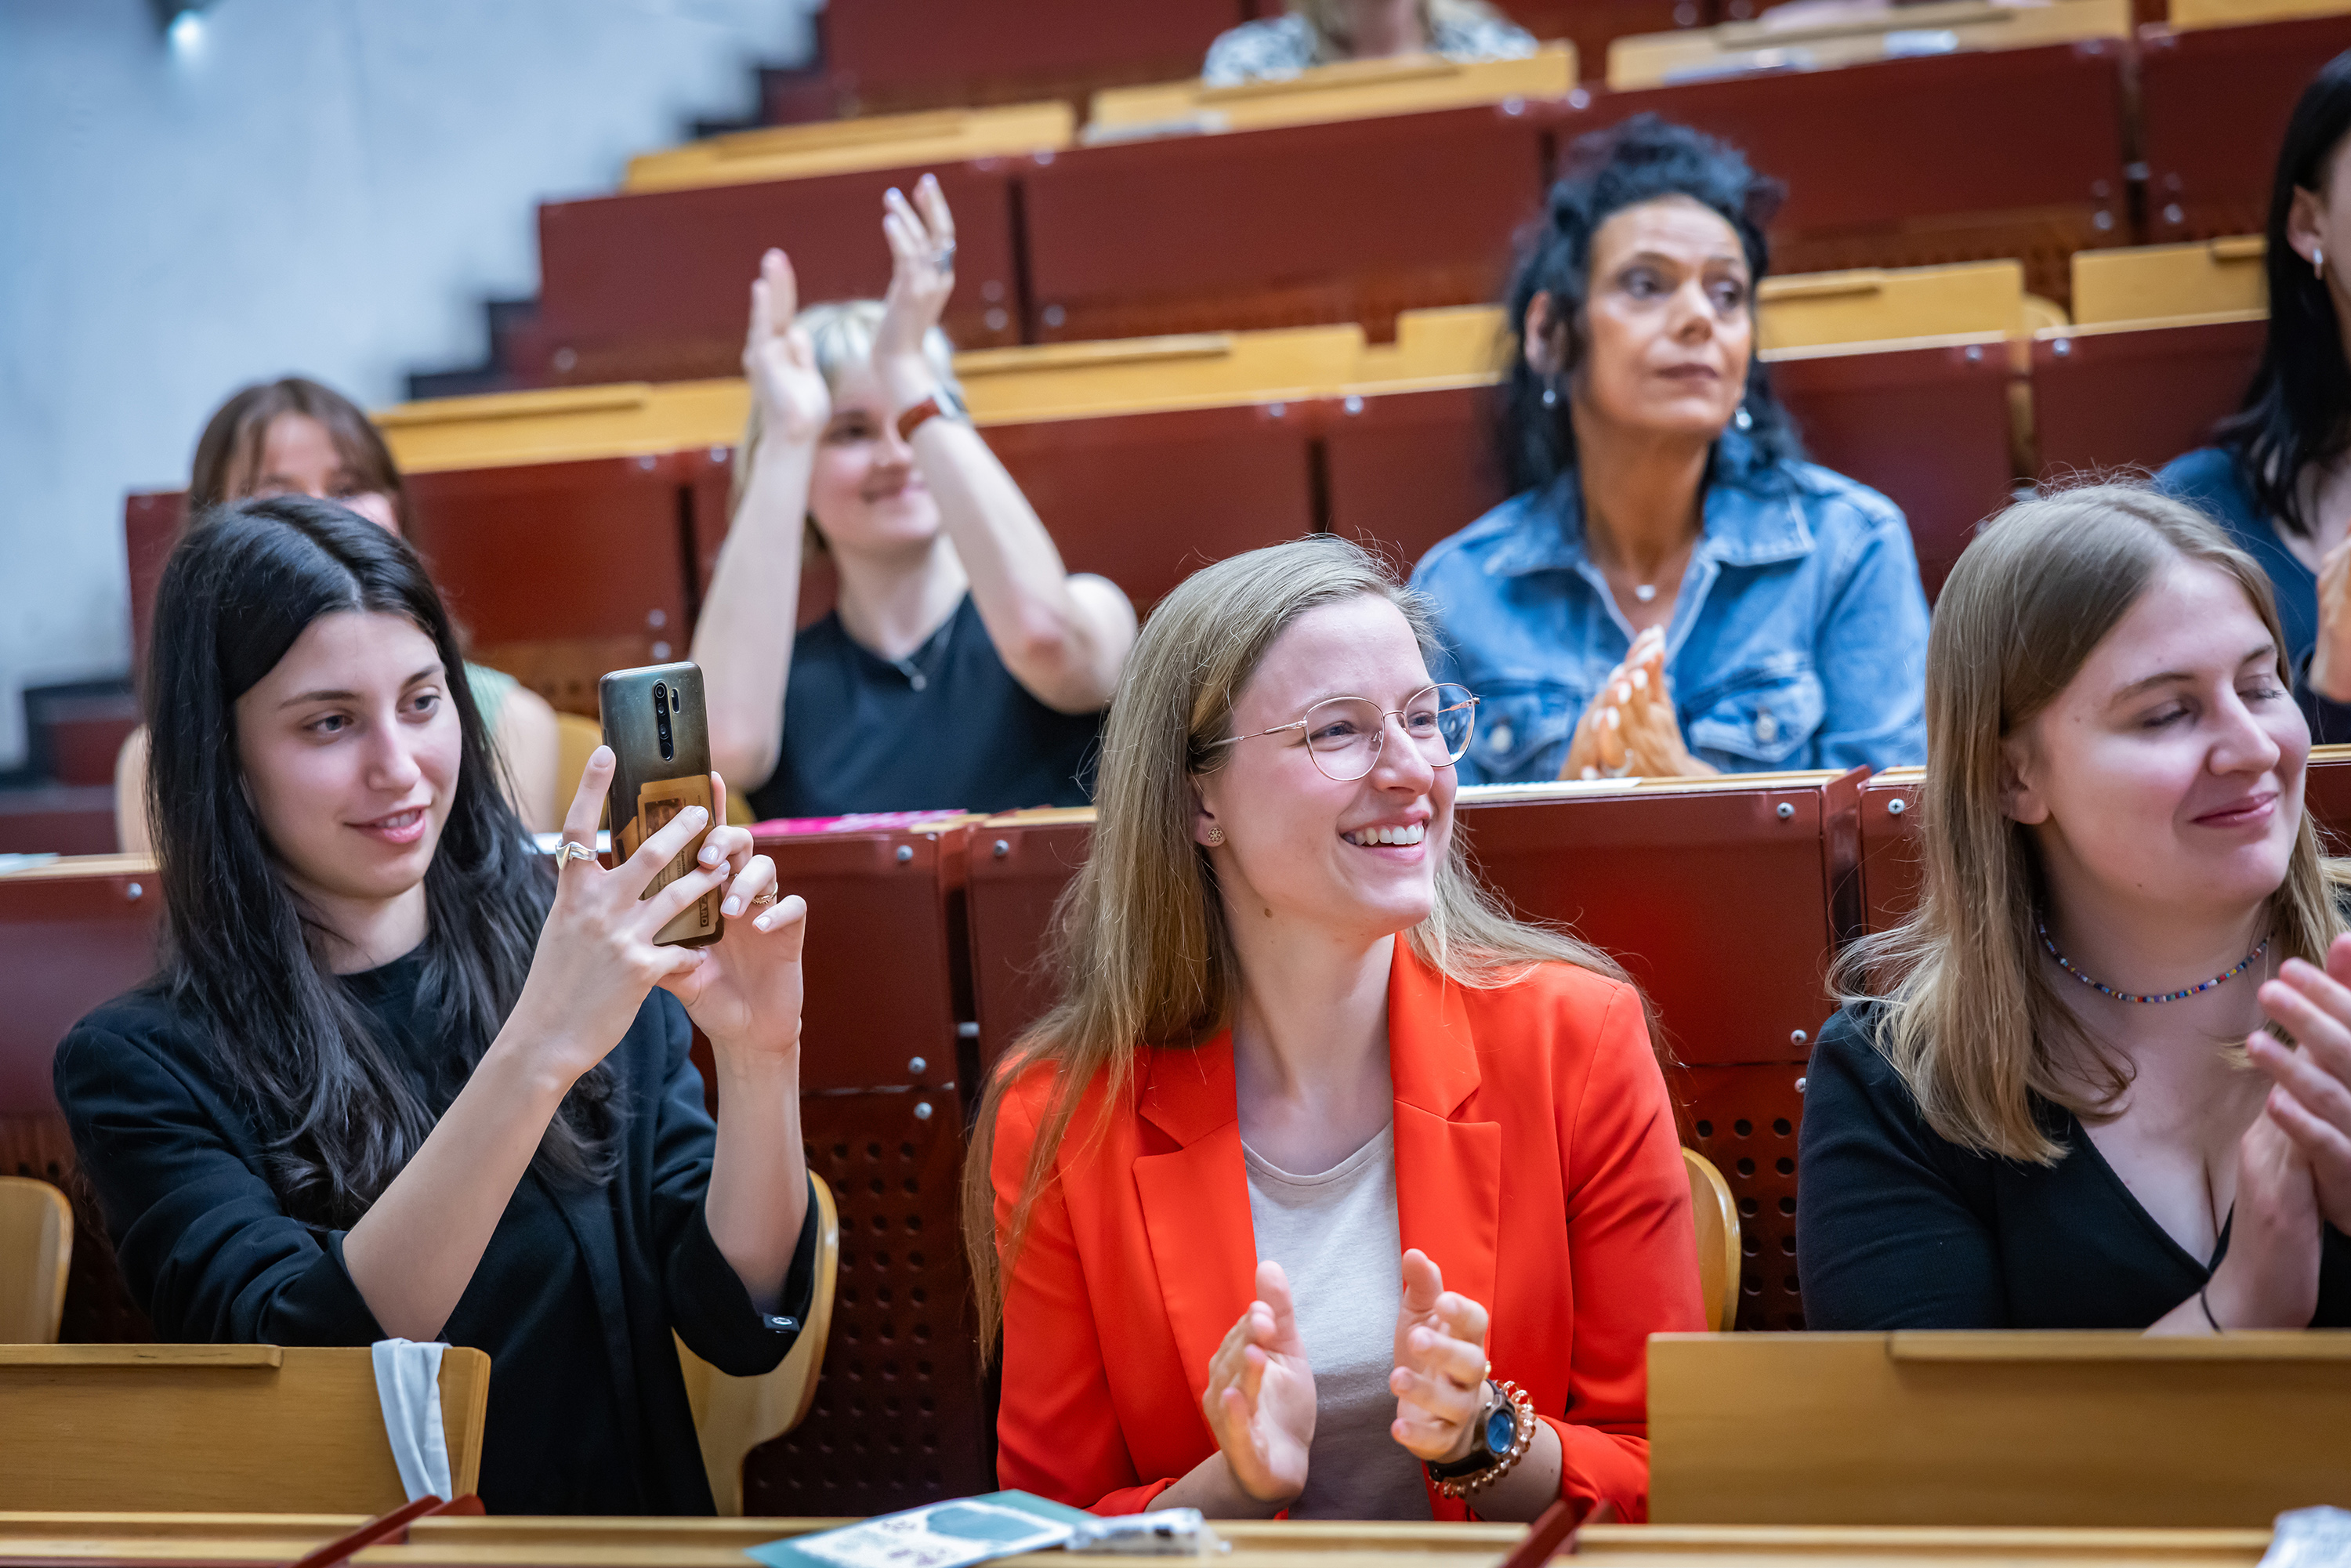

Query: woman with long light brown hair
left=1802, top=483, right=2351, bottom=1331
left=962, top=535, right=1701, bottom=1521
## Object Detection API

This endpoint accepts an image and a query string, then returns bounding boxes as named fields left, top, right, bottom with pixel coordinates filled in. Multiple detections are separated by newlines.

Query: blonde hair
left=1288, top=0, right=1514, bottom=61
left=726, top=299, right=963, bottom=541
left=1831, top=483, right=2345, bottom=1164
left=960, top=535, right=1632, bottom=1348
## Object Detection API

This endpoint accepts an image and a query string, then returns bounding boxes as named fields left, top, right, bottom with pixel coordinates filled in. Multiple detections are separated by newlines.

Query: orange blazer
left=990, top=941, right=1704, bottom=1519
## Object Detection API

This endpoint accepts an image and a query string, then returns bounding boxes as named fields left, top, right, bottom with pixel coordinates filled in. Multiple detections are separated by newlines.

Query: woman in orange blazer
left=962, top=536, right=1704, bottom=1523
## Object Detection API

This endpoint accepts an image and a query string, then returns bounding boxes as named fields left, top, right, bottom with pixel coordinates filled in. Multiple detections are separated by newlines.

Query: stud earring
left=1733, top=404, right=1754, bottom=432
left=1205, top=824, right=1225, bottom=846
left=1541, top=383, right=1559, bottom=410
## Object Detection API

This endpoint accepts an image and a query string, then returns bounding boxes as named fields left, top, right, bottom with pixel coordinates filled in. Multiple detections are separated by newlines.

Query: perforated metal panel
left=1675, top=1065, right=1808, bottom=1331
left=742, top=1090, right=992, bottom=1514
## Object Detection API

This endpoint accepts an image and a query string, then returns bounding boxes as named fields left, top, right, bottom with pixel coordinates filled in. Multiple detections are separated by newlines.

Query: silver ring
left=552, top=840, right=598, bottom=871
left=932, top=244, right=955, bottom=270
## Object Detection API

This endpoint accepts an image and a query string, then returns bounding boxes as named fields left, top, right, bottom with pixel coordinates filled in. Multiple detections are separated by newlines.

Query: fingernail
left=723, top=897, right=743, bottom=918
left=755, top=913, right=773, bottom=931
left=1581, top=766, right=1599, bottom=780
left=688, top=806, right=708, bottom=824
left=886, top=186, right=902, bottom=200
left=700, top=845, right=721, bottom=864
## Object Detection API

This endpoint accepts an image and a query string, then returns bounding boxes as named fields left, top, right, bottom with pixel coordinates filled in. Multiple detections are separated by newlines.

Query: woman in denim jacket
left=1413, top=116, right=1929, bottom=784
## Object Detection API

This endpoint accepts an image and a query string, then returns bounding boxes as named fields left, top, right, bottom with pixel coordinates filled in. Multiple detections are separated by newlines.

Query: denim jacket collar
left=1480, top=431, right=1817, bottom=580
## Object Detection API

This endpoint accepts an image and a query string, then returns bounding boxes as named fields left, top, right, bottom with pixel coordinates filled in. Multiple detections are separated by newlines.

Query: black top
left=1797, top=1001, right=2351, bottom=1330
left=747, top=592, right=1100, bottom=821
left=54, top=951, right=819, bottom=1515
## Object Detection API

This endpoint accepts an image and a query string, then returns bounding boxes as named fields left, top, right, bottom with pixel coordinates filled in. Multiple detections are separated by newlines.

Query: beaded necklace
left=2036, top=922, right=2270, bottom=1005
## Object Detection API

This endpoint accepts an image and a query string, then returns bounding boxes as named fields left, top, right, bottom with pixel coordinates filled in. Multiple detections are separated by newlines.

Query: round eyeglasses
left=1206, top=683, right=1480, bottom=783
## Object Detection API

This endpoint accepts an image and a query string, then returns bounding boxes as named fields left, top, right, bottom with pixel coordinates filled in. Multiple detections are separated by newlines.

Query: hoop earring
left=1204, top=824, right=1225, bottom=846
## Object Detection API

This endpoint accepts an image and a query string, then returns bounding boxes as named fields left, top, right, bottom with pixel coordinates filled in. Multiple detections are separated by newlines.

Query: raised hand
left=872, top=172, right=958, bottom=411
left=1388, top=1249, right=1493, bottom=1464
left=1201, top=1260, right=1317, bottom=1505
left=744, top=247, right=830, bottom=447
left=505, top=746, right=734, bottom=1085
left=2247, top=936, right=2351, bottom=1235
left=657, top=773, right=808, bottom=1063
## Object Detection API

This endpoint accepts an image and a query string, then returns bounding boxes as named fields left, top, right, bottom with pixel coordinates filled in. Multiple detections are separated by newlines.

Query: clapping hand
left=744, top=247, right=830, bottom=447
left=2248, top=936, right=2351, bottom=1235
left=1201, top=1261, right=1317, bottom=1505
left=1388, top=1249, right=1494, bottom=1464
left=1561, top=628, right=1712, bottom=780
left=872, top=172, right=958, bottom=413
left=656, top=773, right=808, bottom=1066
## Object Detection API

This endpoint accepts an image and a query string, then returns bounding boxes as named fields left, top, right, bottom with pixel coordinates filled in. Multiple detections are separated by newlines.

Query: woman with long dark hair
left=57, top=498, right=818, bottom=1513
left=2161, top=51, right=2351, bottom=741
left=1411, top=114, right=1929, bottom=781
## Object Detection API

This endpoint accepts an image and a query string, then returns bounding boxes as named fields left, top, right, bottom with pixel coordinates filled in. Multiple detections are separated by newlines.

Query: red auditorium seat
left=2140, top=13, right=2351, bottom=243
left=1018, top=104, right=1550, bottom=344
left=823, top=0, right=1247, bottom=114
left=1550, top=42, right=2133, bottom=306
left=2031, top=317, right=2266, bottom=483
left=1321, top=385, right=1512, bottom=574
left=1771, top=339, right=2016, bottom=601
left=734, top=820, right=987, bottom=1509
left=401, top=458, right=700, bottom=718
left=520, top=164, right=1023, bottom=388
left=970, top=770, right=1864, bottom=1329
left=0, top=864, right=160, bottom=1342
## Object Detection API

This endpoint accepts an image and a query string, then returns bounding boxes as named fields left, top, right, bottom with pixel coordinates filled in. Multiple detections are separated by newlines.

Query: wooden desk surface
left=0, top=1515, right=2278, bottom=1568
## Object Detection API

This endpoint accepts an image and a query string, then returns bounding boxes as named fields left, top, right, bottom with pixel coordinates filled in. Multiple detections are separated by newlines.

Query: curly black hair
left=1498, top=112, right=1801, bottom=494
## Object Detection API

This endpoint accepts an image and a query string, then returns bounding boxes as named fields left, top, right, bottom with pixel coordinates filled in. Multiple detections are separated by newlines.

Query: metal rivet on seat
left=895, top=845, right=914, bottom=864
left=912, top=1102, right=933, bottom=1121
left=1888, top=797, right=1907, bottom=816
left=1775, top=802, right=1795, bottom=820
left=993, top=839, right=1010, bottom=858
left=1791, top=1030, right=1807, bottom=1046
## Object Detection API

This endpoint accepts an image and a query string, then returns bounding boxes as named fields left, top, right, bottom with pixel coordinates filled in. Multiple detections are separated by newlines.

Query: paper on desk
left=2262, top=1508, right=2351, bottom=1568
left=746, top=1492, right=1092, bottom=1568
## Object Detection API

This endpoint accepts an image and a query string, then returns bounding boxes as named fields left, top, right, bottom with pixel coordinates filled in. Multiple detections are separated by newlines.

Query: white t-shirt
left=1241, top=1124, right=1432, bottom=1520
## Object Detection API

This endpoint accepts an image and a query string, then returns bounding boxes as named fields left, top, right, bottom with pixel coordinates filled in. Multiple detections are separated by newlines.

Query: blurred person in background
left=1413, top=115, right=1928, bottom=783
left=694, top=174, right=1135, bottom=820
left=1204, top=0, right=1538, bottom=85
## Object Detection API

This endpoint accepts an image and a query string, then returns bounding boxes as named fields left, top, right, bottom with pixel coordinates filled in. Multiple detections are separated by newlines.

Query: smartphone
left=598, top=661, right=723, bottom=948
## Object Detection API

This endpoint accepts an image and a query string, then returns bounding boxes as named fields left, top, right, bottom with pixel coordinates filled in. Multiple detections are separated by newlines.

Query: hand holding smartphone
left=598, top=661, right=723, bottom=948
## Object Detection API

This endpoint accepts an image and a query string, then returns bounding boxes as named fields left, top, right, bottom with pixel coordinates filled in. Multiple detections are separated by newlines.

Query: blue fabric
left=1410, top=433, right=1930, bottom=783
left=2157, top=446, right=2351, bottom=744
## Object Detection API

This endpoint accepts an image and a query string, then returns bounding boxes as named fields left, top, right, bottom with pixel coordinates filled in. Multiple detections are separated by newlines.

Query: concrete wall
left=0, top=0, right=817, bottom=767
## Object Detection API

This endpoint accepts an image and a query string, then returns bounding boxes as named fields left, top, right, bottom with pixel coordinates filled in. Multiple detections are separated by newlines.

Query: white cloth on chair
left=371, top=1338, right=452, bottom=1502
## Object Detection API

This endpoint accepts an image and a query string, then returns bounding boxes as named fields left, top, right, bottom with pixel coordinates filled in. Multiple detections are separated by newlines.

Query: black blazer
left=54, top=955, right=817, bottom=1514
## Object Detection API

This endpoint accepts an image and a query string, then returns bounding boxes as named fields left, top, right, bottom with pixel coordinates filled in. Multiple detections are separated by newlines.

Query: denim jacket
left=1411, top=434, right=1930, bottom=784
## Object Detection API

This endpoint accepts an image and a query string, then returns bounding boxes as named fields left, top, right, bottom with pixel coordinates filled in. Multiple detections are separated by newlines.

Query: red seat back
left=2031, top=317, right=2266, bottom=483
left=2139, top=14, right=2351, bottom=244
left=1020, top=105, right=1549, bottom=343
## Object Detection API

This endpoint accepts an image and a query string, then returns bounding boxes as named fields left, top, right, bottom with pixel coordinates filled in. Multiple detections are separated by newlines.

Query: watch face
left=1482, top=1397, right=1516, bottom=1457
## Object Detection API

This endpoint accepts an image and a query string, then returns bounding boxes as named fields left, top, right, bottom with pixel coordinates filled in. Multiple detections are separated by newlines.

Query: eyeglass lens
left=1302, top=685, right=1477, bottom=781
